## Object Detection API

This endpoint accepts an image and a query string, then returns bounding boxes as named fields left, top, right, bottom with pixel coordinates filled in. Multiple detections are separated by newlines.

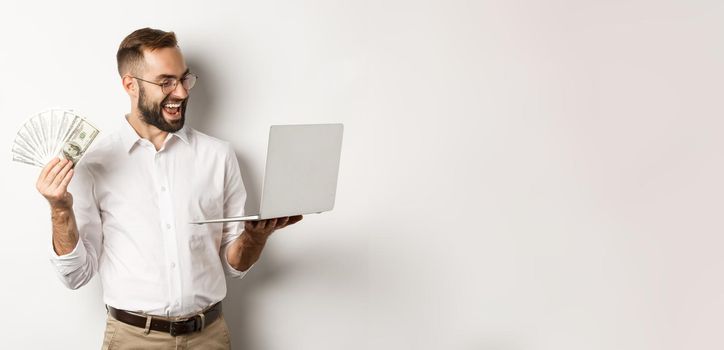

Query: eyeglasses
left=132, top=74, right=198, bottom=94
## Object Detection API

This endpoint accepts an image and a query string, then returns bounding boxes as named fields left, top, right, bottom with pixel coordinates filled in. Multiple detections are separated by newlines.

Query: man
left=36, top=28, right=302, bottom=349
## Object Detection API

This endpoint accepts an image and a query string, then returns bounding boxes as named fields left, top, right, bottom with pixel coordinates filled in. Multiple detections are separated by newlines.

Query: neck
left=127, top=111, right=168, bottom=151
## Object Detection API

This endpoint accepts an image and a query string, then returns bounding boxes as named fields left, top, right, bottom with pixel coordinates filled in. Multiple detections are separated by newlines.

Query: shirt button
left=161, top=186, right=166, bottom=192
left=170, top=262, right=176, bottom=269
left=166, top=223, right=171, bottom=229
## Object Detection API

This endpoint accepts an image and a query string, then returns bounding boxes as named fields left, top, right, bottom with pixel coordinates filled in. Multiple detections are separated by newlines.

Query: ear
left=122, top=75, right=138, bottom=97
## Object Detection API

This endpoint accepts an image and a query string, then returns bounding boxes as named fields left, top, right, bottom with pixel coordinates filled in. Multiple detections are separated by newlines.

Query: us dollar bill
left=61, top=119, right=99, bottom=165
left=11, top=109, right=101, bottom=168
left=12, top=152, right=43, bottom=167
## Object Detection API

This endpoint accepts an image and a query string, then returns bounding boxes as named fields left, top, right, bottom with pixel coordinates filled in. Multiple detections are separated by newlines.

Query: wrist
left=227, top=232, right=266, bottom=272
left=50, top=203, right=73, bottom=215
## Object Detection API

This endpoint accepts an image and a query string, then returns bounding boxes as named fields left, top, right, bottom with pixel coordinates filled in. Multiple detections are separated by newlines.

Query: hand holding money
left=36, top=157, right=74, bottom=209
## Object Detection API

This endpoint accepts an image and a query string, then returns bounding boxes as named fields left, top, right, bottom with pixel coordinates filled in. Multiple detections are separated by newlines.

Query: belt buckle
left=169, top=319, right=188, bottom=337
left=168, top=311, right=208, bottom=336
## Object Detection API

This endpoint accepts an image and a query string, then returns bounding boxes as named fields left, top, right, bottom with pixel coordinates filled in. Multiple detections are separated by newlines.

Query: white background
left=1, top=1, right=723, bottom=349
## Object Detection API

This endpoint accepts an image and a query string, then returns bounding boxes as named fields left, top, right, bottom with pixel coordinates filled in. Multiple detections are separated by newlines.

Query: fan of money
left=11, top=108, right=100, bottom=167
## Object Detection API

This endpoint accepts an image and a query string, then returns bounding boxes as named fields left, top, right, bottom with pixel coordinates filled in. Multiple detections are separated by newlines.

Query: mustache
left=162, top=96, right=188, bottom=105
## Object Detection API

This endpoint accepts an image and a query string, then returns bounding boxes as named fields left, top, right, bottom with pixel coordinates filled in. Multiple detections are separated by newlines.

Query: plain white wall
left=1, top=1, right=723, bottom=349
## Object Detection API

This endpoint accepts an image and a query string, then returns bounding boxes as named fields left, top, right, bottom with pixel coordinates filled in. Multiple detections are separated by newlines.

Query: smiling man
left=35, top=28, right=302, bottom=349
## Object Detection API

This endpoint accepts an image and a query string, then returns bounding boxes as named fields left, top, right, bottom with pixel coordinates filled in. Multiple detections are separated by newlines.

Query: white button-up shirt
left=49, top=117, right=249, bottom=317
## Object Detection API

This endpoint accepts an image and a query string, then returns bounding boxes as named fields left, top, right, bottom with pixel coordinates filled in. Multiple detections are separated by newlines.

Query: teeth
left=164, top=103, right=181, bottom=108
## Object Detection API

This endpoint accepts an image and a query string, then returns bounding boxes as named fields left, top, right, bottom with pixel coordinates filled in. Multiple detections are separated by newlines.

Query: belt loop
left=144, top=315, right=153, bottom=335
left=198, top=313, right=206, bottom=331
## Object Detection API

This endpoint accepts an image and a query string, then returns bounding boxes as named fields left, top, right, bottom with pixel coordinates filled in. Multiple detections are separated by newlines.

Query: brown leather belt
left=107, top=302, right=222, bottom=336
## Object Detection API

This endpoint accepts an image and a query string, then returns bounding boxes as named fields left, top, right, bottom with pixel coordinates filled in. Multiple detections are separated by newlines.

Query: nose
left=169, top=81, right=189, bottom=100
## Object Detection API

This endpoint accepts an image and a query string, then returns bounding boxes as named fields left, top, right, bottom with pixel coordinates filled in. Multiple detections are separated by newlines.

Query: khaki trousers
left=101, top=312, right=232, bottom=350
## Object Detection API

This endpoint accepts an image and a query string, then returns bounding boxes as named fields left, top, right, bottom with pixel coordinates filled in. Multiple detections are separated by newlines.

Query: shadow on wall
left=184, top=56, right=261, bottom=212
left=184, top=55, right=264, bottom=349
left=184, top=55, right=354, bottom=349
left=224, top=259, right=290, bottom=350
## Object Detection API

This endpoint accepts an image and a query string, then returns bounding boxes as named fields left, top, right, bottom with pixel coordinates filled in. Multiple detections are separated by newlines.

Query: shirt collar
left=120, top=115, right=191, bottom=153
left=174, top=124, right=190, bottom=145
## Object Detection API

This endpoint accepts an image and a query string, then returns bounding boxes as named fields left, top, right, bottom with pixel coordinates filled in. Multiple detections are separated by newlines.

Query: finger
left=38, top=158, right=61, bottom=186
left=58, top=168, right=74, bottom=192
left=44, top=159, right=69, bottom=185
left=253, top=220, right=265, bottom=231
left=246, top=220, right=263, bottom=232
left=39, top=158, right=61, bottom=180
left=266, top=218, right=277, bottom=231
left=276, top=216, right=289, bottom=229
left=51, top=160, right=73, bottom=188
left=287, top=215, right=303, bottom=226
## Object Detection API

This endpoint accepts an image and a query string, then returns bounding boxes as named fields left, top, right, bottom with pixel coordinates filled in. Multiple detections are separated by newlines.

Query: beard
left=137, top=84, right=187, bottom=133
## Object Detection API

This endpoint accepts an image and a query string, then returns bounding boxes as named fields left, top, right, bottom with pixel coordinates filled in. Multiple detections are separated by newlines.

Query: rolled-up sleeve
left=48, top=162, right=102, bottom=290
left=219, top=144, right=252, bottom=278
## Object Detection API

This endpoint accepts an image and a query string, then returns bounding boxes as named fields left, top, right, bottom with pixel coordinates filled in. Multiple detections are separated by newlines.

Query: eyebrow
left=154, top=68, right=190, bottom=80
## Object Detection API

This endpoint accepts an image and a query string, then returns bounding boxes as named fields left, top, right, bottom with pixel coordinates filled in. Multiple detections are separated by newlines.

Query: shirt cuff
left=48, top=238, right=88, bottom=276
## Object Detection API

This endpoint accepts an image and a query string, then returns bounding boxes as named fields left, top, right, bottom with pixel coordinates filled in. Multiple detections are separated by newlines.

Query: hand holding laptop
left=243, top=215, right=304, bottom=244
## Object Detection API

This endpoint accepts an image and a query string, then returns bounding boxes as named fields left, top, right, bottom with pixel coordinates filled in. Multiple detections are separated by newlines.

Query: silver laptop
left=190, top=123, right=344, bottom=224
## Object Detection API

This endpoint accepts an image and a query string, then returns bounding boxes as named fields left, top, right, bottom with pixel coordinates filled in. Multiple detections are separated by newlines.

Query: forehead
left=141, top=47, right=188, bottom=78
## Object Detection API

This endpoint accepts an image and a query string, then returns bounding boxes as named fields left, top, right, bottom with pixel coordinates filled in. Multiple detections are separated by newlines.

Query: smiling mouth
left=163, top=102, right=182, bottom=117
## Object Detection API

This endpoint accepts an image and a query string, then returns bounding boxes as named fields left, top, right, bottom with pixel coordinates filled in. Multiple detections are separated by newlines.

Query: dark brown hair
left=116, top=28, right=178, bottom=76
